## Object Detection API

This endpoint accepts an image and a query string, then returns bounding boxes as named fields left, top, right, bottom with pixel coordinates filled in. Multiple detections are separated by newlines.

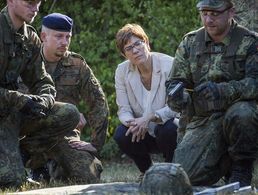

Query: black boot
left=31, top=166, right=50, bottom=183
left=229, top=160, right=253, bottom=187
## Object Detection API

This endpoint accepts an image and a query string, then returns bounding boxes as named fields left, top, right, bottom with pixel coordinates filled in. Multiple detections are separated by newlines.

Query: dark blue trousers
left=114, top=119, right=177, bottom=173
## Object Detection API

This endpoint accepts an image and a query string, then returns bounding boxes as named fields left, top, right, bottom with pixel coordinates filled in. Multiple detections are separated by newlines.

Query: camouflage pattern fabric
left=233, top=0, right=258, bottom=32
left=140, top=163, right=193, bottom=195
left=0, top=102, right=81, bottom=187
left=19, top=51, right=109, bottom=152
left=0, top=112, right=25, bottom=188
left=0, top=7, right=56, bottom=188
left=46, top=51, right=109, bottom=151
left=166, top=22, right=258, bottom=185
left=19, top=102, right=102, bottom=184
left=0, top=7, right=56, bottom=111
left=18, top=51, right=107, bottom=183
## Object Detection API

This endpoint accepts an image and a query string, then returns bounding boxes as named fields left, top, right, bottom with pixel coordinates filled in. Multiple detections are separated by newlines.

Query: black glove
left=166, top=80, right=187, bottom=111
left=20, top=97, right=46, bottom=119
left=194, top=81, right=222, bottom=101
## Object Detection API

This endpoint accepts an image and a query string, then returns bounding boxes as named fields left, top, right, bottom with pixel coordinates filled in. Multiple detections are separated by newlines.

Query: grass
left=2, top=156, right=258, bottom=194
left=0, top=155, right=140, bottom=194
left=101, top=157, right=140, bottom=183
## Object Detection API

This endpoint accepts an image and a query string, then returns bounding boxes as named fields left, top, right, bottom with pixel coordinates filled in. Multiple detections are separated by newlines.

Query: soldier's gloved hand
left=166, top=80, right=189, bottom=112
left=20, top=97, right=46, bottom=119
left=194, top=81, right=222, bottom=100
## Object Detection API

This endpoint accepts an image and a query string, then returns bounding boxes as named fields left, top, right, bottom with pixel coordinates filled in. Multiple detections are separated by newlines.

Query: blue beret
left=42, top=13, right=73, bottom=32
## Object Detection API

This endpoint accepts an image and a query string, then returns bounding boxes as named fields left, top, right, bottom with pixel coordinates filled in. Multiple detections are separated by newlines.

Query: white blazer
left=115, top=52, right=178, bottom=136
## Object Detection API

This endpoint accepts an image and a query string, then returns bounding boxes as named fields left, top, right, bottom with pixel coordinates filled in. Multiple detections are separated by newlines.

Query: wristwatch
left=154, top=113, right=161, bottom=122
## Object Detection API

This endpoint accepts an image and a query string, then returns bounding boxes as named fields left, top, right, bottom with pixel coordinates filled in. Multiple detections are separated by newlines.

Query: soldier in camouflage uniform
left=19, top=13, right=108, bottom=183
left=0, top=0, right=101, bottom=189
left=166, top=0, right=258, bottom=187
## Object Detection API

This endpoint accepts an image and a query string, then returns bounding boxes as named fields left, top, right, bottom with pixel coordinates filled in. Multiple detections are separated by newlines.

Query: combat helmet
left=140, top=163, right=193, bottom=195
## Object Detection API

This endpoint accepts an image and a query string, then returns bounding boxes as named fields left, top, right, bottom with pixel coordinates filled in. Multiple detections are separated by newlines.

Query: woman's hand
left=125, top=116, right=151, bottom=142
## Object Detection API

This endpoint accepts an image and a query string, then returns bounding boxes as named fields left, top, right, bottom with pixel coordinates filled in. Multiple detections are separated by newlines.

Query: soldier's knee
left=90, top=157, right=103, bottom=180
left=72, top=154, right=103, bottom=183
left=225, top=101, right=255, bottom=122
left=53, top=102, right=80, bottom=128
left=51, top=147, right=103, bottom=184
left=58, top=102, right=80, bottom=119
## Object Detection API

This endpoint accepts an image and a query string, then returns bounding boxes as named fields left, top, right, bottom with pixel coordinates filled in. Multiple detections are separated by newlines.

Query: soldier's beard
left=55, top=50, right=67, bottom=58
left=55, top=52, right=65, bottom=58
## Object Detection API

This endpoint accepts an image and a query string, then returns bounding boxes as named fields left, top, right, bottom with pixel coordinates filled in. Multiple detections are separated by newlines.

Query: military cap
left=197, top=0, right=233, bottom=10
left=42, top=13, right=73, bottom=32
left=140, top=163, right=193, bottom=195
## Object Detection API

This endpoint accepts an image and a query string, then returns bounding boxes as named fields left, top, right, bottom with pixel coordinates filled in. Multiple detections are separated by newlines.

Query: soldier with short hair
left=40, top=13, right=108, bottom=153
left=166, top=0, right=258, bottom=187
left=19, top=13, right=108, bottom=184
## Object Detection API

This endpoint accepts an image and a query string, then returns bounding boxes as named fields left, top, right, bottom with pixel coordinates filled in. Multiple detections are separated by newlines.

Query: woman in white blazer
left=114, top=24, right=178, bottom=179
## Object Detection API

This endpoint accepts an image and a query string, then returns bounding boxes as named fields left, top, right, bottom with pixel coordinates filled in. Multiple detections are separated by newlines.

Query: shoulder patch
left=64, top=51, right=86, bottom=67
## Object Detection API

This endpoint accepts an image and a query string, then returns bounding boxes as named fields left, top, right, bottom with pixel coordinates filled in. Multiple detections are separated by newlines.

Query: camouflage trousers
left=0, top=102, right=102, bottom=188
left=174, top=101, right=258, bottom=186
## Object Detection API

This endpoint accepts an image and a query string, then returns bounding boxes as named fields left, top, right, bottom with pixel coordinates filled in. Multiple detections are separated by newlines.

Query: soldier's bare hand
left=76, top=113, right=87, bottom=132
left=69, top=140, right=97, bottom=153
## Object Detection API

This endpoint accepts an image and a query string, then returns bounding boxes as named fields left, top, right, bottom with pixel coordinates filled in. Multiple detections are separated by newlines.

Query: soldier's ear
left=40, top=31, right=47, bottom=42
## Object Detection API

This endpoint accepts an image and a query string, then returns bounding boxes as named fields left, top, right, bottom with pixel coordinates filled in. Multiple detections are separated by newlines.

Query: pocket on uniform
left=55, top=76, right=80, bottom=101
left=233, top=57, right=245, bottom=77
left=58, top=76, right=79, bottom=86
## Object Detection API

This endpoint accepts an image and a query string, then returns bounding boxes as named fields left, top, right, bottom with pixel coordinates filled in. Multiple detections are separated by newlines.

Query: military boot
left=229, top=160, right=253, bottom=187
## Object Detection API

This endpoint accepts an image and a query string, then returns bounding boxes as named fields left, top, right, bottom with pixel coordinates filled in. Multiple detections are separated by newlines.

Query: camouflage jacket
left=0, top=7, right=55, bottom=112
left=44, top=51, right=108, bottom=151
left=233, top=0, right=258, bottom=32
left=167, top=21, right=258, bottom=116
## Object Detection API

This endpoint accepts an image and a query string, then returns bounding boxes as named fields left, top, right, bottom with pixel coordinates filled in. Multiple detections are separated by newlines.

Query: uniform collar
left=41, top=48, right=70, bottom=67
left=61, top=51, right=72, bottom=66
